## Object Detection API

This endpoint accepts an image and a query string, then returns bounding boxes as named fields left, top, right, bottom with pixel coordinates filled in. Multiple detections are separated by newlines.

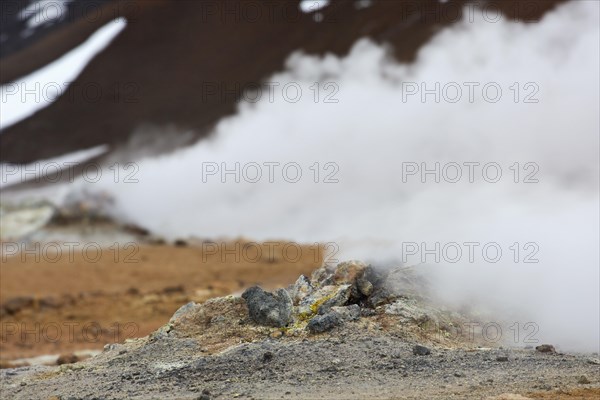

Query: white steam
left=70, top=2, right=598, bottom=350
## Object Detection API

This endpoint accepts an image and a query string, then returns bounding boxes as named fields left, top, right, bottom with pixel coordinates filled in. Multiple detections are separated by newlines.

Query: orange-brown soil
left=0, top=241, right=321, bottom=365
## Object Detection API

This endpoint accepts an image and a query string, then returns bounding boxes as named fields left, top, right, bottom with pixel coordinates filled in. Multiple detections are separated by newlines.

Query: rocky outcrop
left=239, top=260, right=439, bottom=336
left=242, top=287, right=293, bottom=328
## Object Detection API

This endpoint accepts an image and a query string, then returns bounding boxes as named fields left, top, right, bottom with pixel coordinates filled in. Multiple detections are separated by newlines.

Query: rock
left=269, top=330, right=284, bottom=339
left=368, top=287, right=398, bottom=308
left=535, top=344, right=556, bottom=353
left=169, top=301, right=197, bottom=323
left=317, top=285, right=351, bottom=314
left=412, top=345, right=431, bottom=356
left=56, top=353, right=79, bottom=365
left=262, top=351, right=274, bottom=363
left=242, top=286, right=292, bottom=328
left=174, top=239, right=188, bottom=247
left=307, top=312, right=342, bottom=333
left=496, top=355, right=509, bottom=362
left=333, top=260, right=379, bottom=303
left=196, top=388, right=211, bottom=399
left=3, top=296, right=34, bottom=315
left=360, top=308, right=377, bottom=317
left=577, top=375, right=590, bottom=384
left=298, top=284, right=351, bottom=318
left=290, top=275, right=313, bottom=305
left=162, top=285, right=184, bottom=294
left=39, top=296, right=63, bottom=309
left=330, top=305, right=360, bottom=321
left=310, top=266, right=333, bottom=285
left=333, top=260, right=368, bottom=285
left=357, top=277, right=373, bottom=296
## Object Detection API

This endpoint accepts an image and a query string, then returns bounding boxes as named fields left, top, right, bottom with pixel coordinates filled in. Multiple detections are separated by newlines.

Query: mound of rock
left=239, top=260, right=429, bottom=334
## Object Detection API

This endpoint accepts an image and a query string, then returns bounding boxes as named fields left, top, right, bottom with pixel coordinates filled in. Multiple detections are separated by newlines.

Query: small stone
left=330, top=304, right=360, bottom=321
left=367, top=287, right=398, bottom=308
left=413, top=345, right=431, bottom=356
left=333, top=260, right=368, bottom=285
left=357, top=277, right=373, bottom=296
left=290, top=275, right=313, bottom=305
left=242, top=286, right=293, bottom=327
left=360, top=308, right=377, bottom=317
left=535, top=344, right=556, bottom=353
left=317, top=285, right=351, bottom=314
left=3, top=296, right=34, bottom=315
left=307, top=312, right=341, bottom=333
left=169, top=301, right=197, bottom=323
left=310, top=267, right=333, bottom=285
left=577, top=375, right=590, bottom=384
left=262, top=351, right=274, bottom=363
left=174, top=239, right=188, bottom=247
left=496, top=356, right=509, bottom=362
left=454, top=372, right=465, bottom=377
left=269, top=330, right=284, bottom=339
left=56, top=353, right=79, bottom=365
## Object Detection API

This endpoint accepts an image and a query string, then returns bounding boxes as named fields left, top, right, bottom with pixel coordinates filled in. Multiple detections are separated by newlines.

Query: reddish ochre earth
left=0, top=242, right=322, bottom=366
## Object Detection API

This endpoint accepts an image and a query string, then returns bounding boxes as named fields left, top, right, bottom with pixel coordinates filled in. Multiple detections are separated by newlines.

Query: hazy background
left=1, top=0, right=598, bottom=351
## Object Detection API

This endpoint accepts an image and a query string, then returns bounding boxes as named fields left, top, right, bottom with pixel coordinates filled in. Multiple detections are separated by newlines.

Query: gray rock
left=169, top=302, right=197, bottom=323
left=242, top=286, right=293, bottom=328
left=3, top=297, right=34, bottom=315
left=357, top=277, right=373, bottom=296
left=367, top=287, right=398, bottom=308
left=330, top=305, right=360, bottom=321
left=577, top=375, right=590, bottom=384
left=535, top=344, right=556, bottom=353
left=412, top=345, right=431, bottom=356
left=496, top=355, right=509, bottom=362
left=317, top=285, right=351, bottom=314
left=310, top=266, right=334, bottom=285
left=290, top=275, right=313, bottom=305
left=307, top=312, right=342, bottom=333
left=332, top=260, right=368, bottom=285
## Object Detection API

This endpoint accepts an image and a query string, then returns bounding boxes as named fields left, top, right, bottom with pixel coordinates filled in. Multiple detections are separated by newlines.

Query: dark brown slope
left=0, top=0, right=567, bottom=164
